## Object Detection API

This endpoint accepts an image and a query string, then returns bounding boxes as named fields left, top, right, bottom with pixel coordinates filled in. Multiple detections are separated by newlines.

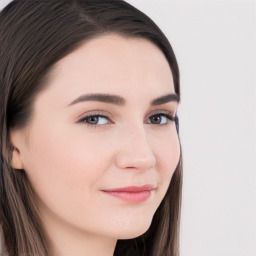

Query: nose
left=114, top=124, right=157, bottom=171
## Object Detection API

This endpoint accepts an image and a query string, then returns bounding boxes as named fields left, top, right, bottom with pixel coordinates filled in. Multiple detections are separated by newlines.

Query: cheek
left=156, top=129, right=180, bottom=191
left=22, top=124, right=111, bottom=213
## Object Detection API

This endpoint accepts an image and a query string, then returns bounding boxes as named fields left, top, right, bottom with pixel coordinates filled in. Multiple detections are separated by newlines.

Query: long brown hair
left=0, top=1, right=183, bottom=255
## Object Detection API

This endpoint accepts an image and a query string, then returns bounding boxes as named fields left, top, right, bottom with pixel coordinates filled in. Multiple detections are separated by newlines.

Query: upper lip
left=102, top=184, right=156, bottom=192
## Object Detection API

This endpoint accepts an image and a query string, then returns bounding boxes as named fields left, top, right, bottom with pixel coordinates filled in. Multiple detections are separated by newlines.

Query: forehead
left=38, top=33, right=175, bottom=106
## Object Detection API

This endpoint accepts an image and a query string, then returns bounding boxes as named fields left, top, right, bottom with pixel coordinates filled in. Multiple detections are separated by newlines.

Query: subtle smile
left=101, top=185, right=156, bottom=203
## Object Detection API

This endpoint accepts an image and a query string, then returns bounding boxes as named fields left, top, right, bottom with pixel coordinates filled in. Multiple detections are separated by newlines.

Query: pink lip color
left=102, top=185, right=155, bottom=203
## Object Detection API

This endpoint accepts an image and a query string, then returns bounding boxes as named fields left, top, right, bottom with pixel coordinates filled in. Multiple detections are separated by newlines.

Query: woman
left=0, top=0, right=183, bottom=255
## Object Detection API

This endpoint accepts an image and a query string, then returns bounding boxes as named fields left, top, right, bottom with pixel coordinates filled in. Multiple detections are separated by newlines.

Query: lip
left=103, top=184, right=156, bottom=192
left=102, top=184, right=156, bottom=203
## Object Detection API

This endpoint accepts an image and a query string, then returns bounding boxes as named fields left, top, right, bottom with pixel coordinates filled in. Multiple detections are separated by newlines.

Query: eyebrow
left=67, top=93, right=180, bottom=107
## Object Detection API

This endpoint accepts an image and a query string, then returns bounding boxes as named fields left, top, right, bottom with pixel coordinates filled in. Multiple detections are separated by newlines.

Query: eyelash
left=77, top=111, right=177, bottom=128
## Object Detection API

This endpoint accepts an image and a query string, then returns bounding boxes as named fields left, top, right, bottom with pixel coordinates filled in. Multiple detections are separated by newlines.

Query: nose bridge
left=114, top=121, right=157, bottom=170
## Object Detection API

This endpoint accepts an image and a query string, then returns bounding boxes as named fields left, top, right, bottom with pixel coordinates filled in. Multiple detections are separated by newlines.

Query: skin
left=10, top=34, right=180, bottom=256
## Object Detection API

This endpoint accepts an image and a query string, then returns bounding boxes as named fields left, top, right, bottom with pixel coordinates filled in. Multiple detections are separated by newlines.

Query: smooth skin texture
left=10, top=34, right=180, bottom=256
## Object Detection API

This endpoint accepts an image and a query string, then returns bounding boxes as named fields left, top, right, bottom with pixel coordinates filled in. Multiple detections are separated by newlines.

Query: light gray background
left=1, top=0, right=255, bottom=256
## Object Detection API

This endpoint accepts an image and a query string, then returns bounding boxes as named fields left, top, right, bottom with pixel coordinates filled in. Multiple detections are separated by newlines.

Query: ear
left=10, top=147, right=23, bottom=170
left=9, top=129, right=24, bottom=170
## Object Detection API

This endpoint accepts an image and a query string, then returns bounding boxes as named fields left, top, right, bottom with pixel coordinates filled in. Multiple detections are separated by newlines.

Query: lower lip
left=102, top=190, right=152, bottom=203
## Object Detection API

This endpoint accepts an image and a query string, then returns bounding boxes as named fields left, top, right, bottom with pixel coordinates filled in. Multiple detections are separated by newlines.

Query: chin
left=113, top=219, right=152, bottom=240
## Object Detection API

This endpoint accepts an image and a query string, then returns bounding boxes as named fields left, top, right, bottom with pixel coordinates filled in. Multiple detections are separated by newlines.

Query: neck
left=48, top=232, right=117, bottom=256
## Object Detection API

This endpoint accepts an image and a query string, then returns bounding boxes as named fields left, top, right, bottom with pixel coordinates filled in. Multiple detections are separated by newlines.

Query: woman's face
left=11, top=34, right=180, bottom=241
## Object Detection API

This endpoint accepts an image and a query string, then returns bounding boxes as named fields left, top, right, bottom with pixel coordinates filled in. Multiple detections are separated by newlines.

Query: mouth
left=101, top=184, right=156, bottom=203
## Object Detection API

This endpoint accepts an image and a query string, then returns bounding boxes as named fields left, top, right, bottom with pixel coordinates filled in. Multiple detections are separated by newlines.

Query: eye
left=78, top=115, right=110, bottom=127
left=148, top=113, right=175, bottom=125
left=77, top=112, right=177, bottom=127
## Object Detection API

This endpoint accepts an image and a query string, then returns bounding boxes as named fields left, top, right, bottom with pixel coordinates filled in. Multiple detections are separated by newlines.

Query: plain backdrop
left=0, top=0, right=255, bottom=256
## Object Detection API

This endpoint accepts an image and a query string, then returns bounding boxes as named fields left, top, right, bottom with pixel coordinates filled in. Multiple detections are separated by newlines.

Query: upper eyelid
left=78, top=109, right=176, bottom=120
left=149, top=109, right=176, bottom=116
left=77, top=108, right=176, bottom=118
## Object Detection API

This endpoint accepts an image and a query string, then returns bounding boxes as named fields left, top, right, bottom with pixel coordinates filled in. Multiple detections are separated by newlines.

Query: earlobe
left=10, top=146, right=24, bottom=170
left=9, top=129, right=24, bottom=170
